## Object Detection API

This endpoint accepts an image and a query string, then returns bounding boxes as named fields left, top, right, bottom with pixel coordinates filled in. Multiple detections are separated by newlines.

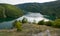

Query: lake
left=0, top=21, right=14, bottom=29
left=0, top=13, right=49, bottom=29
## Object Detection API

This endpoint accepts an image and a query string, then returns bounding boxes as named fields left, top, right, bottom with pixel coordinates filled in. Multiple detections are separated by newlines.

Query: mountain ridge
left=15, top=0, right=60, bottom=20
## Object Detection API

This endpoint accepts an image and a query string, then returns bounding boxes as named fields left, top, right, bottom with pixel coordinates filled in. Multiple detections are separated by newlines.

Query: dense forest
left=0, top=0, right=60, bottom=21
left=0, top=4, right=23, bottom=22
left=16, top=0, right=60, bottom=20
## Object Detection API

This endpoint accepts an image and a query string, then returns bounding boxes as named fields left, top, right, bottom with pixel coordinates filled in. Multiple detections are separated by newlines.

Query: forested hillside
left=0, top=4, right=23, bottom=18
left=16, top=0, right=60, bottom=20
left=0, top=4, right=23, bottom=22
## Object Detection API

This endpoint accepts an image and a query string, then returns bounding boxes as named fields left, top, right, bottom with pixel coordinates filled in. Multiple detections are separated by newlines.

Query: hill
left=16, top=0, right=60, bottom=20
left=0, top=3, right=23, bottom=22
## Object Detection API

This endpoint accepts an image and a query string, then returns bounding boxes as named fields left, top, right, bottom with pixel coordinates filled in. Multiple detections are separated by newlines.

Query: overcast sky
left=0, top=0, right=56, bottom=5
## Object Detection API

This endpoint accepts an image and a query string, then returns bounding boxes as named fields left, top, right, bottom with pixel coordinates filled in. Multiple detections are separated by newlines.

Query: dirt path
left=32, top=29, right=51, bottom=36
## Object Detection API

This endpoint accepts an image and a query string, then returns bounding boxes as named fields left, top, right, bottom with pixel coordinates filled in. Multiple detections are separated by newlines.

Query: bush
left=45, top=21, right=54, bottom=26
left=22, top=17, right=28, bottom=23
left=38, top=20, right=44, bottom=25
left=13, top=20, right=22, bottom=31
left=53, top=19, right=60, bottom=28
left=38, top=19, right=60, bottom=28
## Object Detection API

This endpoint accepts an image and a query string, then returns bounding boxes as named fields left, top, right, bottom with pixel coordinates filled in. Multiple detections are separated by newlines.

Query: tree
left=22, top=17, right=28, bottom=23
left=45, top=21, right=54, bottom=26
left=38, top=20, right=44, bottom=25
left=13, top=20, right=22, bottom=31
left=53, top=19, right=60, bottom=28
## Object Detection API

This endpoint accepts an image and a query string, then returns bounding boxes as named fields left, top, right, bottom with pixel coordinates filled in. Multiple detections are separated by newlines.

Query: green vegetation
left=13, top=20, right=22, bottom=31
left=45, top=21, right=54, bottom=26
left=38, top=19, right=60, bottom=28
left=0, top=24, right=60, bottom=36
left=0, top=2, right=60, bottom=36
left=16, top=0, right=60, bottom=20
left=0, top=3, right=23, bottom=22
left=22, top=17, right=28, bottom=23
left=53, top=19, right=60, bottom=28
left=38, top=20, right=44, bottom=25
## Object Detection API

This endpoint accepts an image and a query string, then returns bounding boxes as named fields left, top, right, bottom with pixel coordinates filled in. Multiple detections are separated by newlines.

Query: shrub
left=45, top=21, right=54, bottom=26
left=13, top=20, right=22, bottom=31
left=22, top=17, right=28, bottom=23
left=53, top=19, right=60, bottom=28
left=38, top=20, right=44, bottom=25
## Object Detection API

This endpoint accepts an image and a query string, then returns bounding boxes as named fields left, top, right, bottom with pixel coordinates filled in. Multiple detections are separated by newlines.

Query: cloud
left=0, top=0, right=56, bottom=5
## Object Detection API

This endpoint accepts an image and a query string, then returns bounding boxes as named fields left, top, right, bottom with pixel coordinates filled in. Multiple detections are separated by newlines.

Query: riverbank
left=0, top=24, right=60, bottom=36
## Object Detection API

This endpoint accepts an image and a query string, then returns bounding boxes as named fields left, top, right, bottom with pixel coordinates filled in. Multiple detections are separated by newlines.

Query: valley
left=0, top=0, right=60, bottom=36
